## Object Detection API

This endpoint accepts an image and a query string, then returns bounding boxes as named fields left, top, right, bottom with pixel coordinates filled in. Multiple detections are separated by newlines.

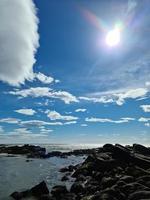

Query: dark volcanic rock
left=51, top=185, right=68, bottom=197
left=31, top=181, right=49, bottom=196
left=133, top=144, right=150, bottom=155
left=10, top=143, right=150, bottom=200
left=10, top=181, right=49, bottom=199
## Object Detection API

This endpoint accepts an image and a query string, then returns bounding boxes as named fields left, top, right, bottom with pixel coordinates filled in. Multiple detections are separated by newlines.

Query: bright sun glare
left=106, top=27, right=121, bottom=47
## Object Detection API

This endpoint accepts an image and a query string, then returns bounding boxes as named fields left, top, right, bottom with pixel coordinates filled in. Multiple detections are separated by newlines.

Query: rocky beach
left=1, top=144, right=150, bottom=200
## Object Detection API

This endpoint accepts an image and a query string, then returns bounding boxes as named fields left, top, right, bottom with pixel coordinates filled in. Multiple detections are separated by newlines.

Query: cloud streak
left=15, top=109, right=36, bottom=116
left=0, top=0, right=39, bottom=86
left=85, top=117, right=135, bottom=124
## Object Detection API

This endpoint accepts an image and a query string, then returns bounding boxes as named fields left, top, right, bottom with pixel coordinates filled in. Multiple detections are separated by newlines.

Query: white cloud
left=39, top=127, right=53, bottom=134
left=15, top=108, right=36, bottom=116
left=21, top=120, right=63, bottom=126
left=34, top=72, right=54, bottom=84
left=81, top=124, right=88, bottom=127
left=80, top=88, right=148, bottom=106
left=140, top=105, right=150, bottom=112
left=138, top=117, right=150, bottom=122
left=79, top=96, right=114, bottom=104
left=64, top=121, right=77, bottom=125
left=145, top=123, right=150, bottom=127
left=115, top=88, right=148, bottom=105
left=8, top=87, right=78, bottom=104
left=0, top=0, right=39, bottom=86
left=85, top=117, right=135, bottom=123
left=46, top=110, right=78, bottom=121
left=75, top=108, right=87, bottom=112
left=0, top=118, right=20, bottom=124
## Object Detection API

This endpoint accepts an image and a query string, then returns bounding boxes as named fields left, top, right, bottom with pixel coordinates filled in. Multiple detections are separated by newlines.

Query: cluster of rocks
left=0, top=144, right=46, bottom=158
left=0, top=144, right=95, bottom=158
left=10, top=143, right=150, bottom=200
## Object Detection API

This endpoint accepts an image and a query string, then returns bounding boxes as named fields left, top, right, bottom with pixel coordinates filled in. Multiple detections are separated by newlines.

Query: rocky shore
left=0, top=144, right=96, bottom=158
left=8, top=143, right=150, bottom=200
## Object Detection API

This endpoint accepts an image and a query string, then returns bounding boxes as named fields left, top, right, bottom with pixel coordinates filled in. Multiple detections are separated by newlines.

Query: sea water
left=0, top=144, right=100, bottom=200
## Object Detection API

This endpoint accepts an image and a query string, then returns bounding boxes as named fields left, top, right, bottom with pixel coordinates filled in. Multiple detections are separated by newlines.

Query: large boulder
left=133, top=144, right=150, bottom=155
left=30, top=181, right=49, bottom=197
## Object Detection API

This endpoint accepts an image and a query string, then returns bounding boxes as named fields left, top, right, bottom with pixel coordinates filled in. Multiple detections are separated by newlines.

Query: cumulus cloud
left=34, top=72, right=54, bottom=84
left=15, top=108, right=36, bottom=116
left=46, top=110, right=78, bottom=121
left=85, top=117, right=135, bottom=124
left=75, top=108, right=87, bottom=112
left=8, top=87, right=78, bottom=104
left=138, top=117, right=150, bottom=122
left=0, top=0, right=39, bottom=86
left=140, top=105, right=150, bottom=112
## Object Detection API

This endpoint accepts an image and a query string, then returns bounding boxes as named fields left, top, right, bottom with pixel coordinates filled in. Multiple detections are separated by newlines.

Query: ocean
left=0, top=144, right=100, bottom=200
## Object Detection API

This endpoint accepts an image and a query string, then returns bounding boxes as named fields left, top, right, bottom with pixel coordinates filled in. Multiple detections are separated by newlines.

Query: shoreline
left=2, top=143, right=150, bottom=200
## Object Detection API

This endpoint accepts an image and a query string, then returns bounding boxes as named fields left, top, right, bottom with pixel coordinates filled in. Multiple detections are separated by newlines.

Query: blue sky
left=0, top=0, right=150, bottom=144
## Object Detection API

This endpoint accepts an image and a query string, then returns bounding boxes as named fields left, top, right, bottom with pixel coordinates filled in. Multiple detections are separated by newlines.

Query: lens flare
left=105, top=27, right=121, bottom=47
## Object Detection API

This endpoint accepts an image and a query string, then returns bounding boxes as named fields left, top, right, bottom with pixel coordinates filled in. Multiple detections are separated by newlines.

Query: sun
left=105, top=27, right=121, bottom=47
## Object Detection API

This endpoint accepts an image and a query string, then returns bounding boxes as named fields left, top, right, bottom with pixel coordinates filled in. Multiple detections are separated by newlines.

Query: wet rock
left=61, top=175, right=69, bottom=181
left=10, top=190, right=30, bottom=199
left=51, top=185, right=68, bottom=197
left=70, top=182, right=84, bottom=194
left=10, top=181, right=49, bottom=199
left=30, top=181, right=49, bottom=197
left=39, top=194, right=55, bottom=200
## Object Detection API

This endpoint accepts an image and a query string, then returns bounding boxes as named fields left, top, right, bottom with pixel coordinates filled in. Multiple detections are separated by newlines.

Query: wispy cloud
left=0, top=0, right=39, bottom=86
left=0, top=126, right=4, bottom=133
left=79, top=96, right=114, bottom=104
left=46, top=110, right=78, bottom=121
left=81, top=124, right=88, bottom=127
left=15, top=109, right=36, bottom=116
left=138, top=117, right=150, bottom=122
left=75, top=108, right=87, bottom=112
left=81, top=87, right=148, bottom=106
left=8, top=87, right=79, bottom=104
left=64, top=121, right=77, bottom=125
left=34, top=72, right=54, bottom=84
left=145, top=123, right=150, bottom=127
left=85, top=117, right=135, bottom=123
left=0, top=118, right=21, bottom=124
left=21, top=120, right=63, bottom=127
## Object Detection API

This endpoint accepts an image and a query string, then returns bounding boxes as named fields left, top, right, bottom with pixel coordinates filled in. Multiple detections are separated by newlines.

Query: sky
left=0, top=0, right=150, bottom=145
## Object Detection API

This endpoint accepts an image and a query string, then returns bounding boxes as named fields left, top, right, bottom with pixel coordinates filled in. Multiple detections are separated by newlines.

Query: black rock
left=70, top=182, right=84, bottom=194
left=31, top=181, right=49, bottom=197
left=51, top=185, right=68, bottom=197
